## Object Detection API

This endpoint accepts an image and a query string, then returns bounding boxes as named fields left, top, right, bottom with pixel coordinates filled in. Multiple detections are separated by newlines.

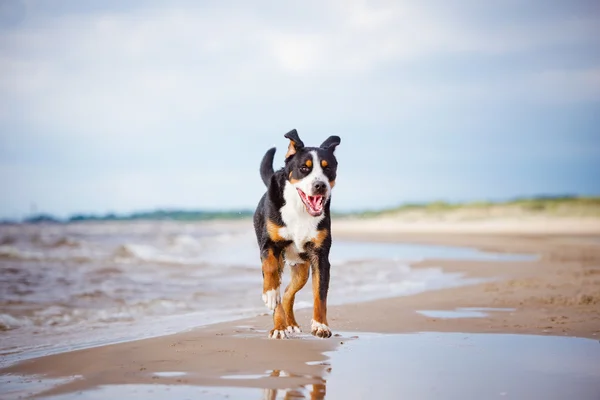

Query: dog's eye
left=300, top=166, right=310, bottom=173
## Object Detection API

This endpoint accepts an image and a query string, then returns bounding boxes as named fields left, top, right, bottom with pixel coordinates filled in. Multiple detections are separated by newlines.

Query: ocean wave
left=1, top=299, right=197, bottom=331
left=0, top=245, right=43, bottom=261
left=0, top=314, right=33, bottom=331
left=168, top=234, right=199, bottom=247
left=27, top=234, right=84, bottom=249
left=0, top=245, right=93, bottom=263
left=213, top=233, right=237, bottom=243
left=47, top=237, right=82, bottom=248
left=112, top=244, right=195, bottom=265
left=0, top=235, right=17, bottom=245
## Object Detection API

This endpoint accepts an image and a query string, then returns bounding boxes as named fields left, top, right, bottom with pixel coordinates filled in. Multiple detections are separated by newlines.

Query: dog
left=253, top=129, right=341, bottom=339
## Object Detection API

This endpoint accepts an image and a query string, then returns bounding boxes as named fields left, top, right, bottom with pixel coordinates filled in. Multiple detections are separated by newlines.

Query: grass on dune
left=334, top=196, right=600, bottom=219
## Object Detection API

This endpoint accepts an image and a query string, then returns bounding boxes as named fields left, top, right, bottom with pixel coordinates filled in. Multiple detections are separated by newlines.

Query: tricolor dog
left=253, top=129, right=341, bottom=339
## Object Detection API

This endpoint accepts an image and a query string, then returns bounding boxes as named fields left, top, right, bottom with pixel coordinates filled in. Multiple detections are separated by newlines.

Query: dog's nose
left=313, top=180, right=327, bottom=194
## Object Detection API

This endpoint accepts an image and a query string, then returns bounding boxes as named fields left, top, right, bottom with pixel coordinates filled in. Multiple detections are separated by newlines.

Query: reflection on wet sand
left=262, top=369, right=327, bottom=400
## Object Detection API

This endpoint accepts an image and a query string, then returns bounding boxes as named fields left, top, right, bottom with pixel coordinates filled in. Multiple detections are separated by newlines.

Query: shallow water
left=417, top=307, right=516, bottom=319
left=6, top=332, right=598, bottom=400
left=0, top=221, right=534, bottom=365
left=321, top=332, right=600, bottom=399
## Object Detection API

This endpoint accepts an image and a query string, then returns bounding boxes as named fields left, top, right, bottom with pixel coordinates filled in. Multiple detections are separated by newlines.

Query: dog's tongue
left=297, top=188, right=324, bottom=215
left=307, top=195, right=323, bottom=211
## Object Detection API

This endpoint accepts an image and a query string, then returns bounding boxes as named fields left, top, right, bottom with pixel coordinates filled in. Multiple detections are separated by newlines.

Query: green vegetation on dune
left=68, top=209, right=254, bottom=222
left=506, top=196, right=600, bottom=211
left=16, top=209, right=254, bottom=224
left=333, top=196, right=600, bottom=218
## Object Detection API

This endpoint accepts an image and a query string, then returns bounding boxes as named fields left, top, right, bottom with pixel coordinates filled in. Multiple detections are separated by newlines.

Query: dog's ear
left=320, top=135, right=341, bottom=152
left=284, top=129, right=304, bottom=159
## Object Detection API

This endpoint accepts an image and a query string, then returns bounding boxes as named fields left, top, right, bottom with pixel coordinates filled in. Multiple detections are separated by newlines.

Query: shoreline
left=2, top=225, right=599, bottom=398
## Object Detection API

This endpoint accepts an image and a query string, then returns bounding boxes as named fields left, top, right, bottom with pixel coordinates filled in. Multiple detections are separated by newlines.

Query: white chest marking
left=279, top=179, right=324, bottom=261
left=279, top=184, right=323, bottom=246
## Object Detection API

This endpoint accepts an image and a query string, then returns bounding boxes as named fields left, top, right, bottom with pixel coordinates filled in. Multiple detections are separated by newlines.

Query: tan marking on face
left=321, top=160, right=328, bottom=168
left=266, top=219, right=285, bottom=242
left=312, top=229, right=328, bottom=249
left=262, top=248, right=282, bottom=293
left=282, top=261, right=310, bottom=328
left=285, top=140, right=297, bottom=159
left=329, top=179, right=336, bottom=189
left=289, top=171, right=300, bottom=184
left=311, top=263, right=328, bottom=326
left=306, top=159, right=312, bottom=168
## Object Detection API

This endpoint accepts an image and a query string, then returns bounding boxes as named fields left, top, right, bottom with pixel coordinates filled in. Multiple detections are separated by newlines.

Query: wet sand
left=2, top=221, right=600, bottom=399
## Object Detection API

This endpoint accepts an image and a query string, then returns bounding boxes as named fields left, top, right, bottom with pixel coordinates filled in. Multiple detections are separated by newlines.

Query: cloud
left=0, top=1, right=599, bottom=217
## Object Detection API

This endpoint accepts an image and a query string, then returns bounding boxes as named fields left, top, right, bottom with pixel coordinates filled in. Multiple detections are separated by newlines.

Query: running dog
left=253, top=129, right=341, bottom=339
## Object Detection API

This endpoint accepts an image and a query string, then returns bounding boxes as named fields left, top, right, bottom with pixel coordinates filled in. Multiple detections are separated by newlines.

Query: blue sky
left=1, top=0, right=599, bottom=219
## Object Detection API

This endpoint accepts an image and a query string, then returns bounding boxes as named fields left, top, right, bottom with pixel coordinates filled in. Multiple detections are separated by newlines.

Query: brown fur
left=266, top=219, right=286, bottom=242
left=262, top=249, right=282, bottom=294
left=313, top=229, right=329, bottom=249
left=271, top=303, right=287, bottom=335
left=283, top=262, right=310, bottom=329
left=311, top=262, right=328, bottom=328
left=285, top=140, right=297, bottom=159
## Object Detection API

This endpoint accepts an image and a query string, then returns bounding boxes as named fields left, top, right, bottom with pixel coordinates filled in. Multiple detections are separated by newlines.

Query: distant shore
left=5, top=195, right=600, bottom=224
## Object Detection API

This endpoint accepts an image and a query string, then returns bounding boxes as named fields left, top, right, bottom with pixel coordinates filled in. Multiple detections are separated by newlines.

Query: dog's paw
left=269, top=329, right=288, bottom=339
left=286, top=325, right=301, bottom=335
left=262, top=289, right=280, bottom=311
left=311, top=320, right=332, bottom=338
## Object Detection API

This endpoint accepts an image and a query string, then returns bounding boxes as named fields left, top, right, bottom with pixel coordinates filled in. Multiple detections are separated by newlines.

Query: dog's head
left=283, top=129, right=341, bottom=217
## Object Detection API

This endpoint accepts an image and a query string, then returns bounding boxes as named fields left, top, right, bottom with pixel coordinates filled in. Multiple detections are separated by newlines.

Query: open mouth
left=297, top=188, right=324, bottom=216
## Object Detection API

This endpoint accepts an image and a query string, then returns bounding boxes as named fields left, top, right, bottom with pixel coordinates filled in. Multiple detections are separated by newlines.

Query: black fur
left=260, top=147, right=276, bottom=186
left=284, top=128, right=305, bottom=151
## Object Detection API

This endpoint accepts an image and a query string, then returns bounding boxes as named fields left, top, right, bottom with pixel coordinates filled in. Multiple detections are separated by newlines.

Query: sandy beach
left=1, top=216, right=600, bottom=399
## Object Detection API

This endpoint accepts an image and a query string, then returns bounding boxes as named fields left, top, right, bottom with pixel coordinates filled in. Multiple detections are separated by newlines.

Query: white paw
left=262, top=289, right=280, bottom=310
left=311, top=320, right=332, bottom=338
left=286, top=325, right=301, bottom=334
left=269, top=329, right=288, bottom=339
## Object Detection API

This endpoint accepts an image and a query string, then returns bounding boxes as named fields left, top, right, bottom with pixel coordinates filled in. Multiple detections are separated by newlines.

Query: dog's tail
left=260, top=147, right=277, bottom=186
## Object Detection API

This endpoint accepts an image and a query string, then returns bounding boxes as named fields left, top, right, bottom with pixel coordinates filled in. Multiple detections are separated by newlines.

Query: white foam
left=0, top=245, right=43, bottom=260
left=153, top=371, right=186, bottom=378
left=0, top=314, right=32, bottom=330
left=221, top=374, right=265, bottom=379
left=113, top=243, right=192, bottom=265
left=168, top=234, right=199, bottom=247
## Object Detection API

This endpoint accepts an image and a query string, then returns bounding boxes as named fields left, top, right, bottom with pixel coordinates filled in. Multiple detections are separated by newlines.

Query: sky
left=1, top=0, right=599, bottom=219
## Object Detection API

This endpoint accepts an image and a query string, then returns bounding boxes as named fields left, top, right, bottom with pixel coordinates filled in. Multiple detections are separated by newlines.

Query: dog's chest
left=279, top=182, right=324, bottom=251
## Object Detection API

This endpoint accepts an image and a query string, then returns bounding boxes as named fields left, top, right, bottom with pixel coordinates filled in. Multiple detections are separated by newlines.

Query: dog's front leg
left=311, top=251, right=332, bottom=338
left=261, top=247, right=282, bottom=310
left=261, top=246, right=287, bottom=339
